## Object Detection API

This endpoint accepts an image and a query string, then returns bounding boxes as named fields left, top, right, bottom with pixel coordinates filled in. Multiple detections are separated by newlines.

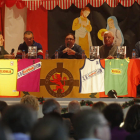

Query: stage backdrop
left=3, top=0, right=140, bottom=58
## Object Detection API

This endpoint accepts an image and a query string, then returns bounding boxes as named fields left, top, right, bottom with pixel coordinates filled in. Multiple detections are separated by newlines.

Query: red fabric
left=0, top=8, right=1, bottom=32
left=2, top=0, right=140, bottom=9
left=16, top=1, right=25, bottom=9
left=0, top=0, right=4, bottom=7
left=5, top=0, right=16, bottom=7
left=26, top=6, right=48, bottom=59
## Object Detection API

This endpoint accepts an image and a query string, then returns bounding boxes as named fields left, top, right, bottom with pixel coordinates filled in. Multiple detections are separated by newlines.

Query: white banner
left=5, top=5, right=27, bottom=54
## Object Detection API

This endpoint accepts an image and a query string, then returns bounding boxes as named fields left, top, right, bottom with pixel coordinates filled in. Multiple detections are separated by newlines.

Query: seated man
left=16, top=31, right=43, bottom=59
left=61, top=100, right=80, bottom=121
left=0, top=32, right=14, bottom=59
left=99, top=31, right=117, bottom=59
left=51, top=33, right=84, bottom=59
left=72, top=110, right=111, bottom=140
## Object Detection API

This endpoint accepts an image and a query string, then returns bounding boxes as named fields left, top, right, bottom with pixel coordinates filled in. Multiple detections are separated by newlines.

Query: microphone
left=10, top=48, right=15, bottom=55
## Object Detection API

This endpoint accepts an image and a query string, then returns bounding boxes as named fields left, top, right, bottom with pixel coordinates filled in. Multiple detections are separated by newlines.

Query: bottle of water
left=45, top=50, right=49, bottom=59
left=117, top=46, right=120, bottom=58
left=0, top=47, right=1, bottom=55
left=132, top=49, right=136, bottom=59
left=22, top=50, right=26, bottom=59
left=82, top=50, right=85, bottom=59
left=55, top=50, right=58, bottom=59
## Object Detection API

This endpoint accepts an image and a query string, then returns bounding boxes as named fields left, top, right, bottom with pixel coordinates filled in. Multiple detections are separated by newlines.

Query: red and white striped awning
left=3, top=0, right=140, bottom=10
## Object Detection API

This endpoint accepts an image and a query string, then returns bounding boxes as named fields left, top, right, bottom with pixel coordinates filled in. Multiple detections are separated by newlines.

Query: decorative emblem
left=40, top=63, right=79, bottom=97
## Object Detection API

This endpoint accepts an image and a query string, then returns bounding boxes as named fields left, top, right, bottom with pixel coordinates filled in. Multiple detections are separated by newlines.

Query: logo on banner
left=50, top=73, right=67, bottom=93
left=40, top=63, right=79, bottom=97
left=0, top=68, right=14, bottom=75
left=111, top=69, right=122, bottom=75
left=17, top=62, right=41, bottom=79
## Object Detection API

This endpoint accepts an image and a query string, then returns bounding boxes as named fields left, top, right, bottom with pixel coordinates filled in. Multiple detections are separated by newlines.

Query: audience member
left=20, top=95, right=39, bottom=111
left=0, top=32, right=15, bottom=59
left=0, top=101, right=8, bottom=118
left=51, top=33, right=84, bottom=59
left=16, top=31, right=43, bottom=59
left=126, top=129, right=140, bottom=140
left=2, top=104, right=37, bottom=140
left=92, top=101, right=107, bottom=112
left=62, top=100, right=80, bottom=120
left=123, top=104, right=140, bottom=133
left=99, top=31, right=117, bottom=59
left=135, top=41, right=140, bottom=58
left=103, top=103, right=129, bottom=140
left=72, top=110, right=110, bottom=140
left=31, top=115, right=69, bottom=140
left=0, top=121, right=13, bottom=140
left=42, top=99, right=61, bottom=117
left=62, top=100, right=80, bottom=140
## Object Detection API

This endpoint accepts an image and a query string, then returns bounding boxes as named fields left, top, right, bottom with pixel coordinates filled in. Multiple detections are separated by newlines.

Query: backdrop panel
left=48, top=3, right=140, bottom=58
left=26, top=6, right=48, bottom=58
left=5, top=5, right=27, bottom=54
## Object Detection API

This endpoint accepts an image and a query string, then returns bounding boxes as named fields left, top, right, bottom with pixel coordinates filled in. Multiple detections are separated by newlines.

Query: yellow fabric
left=21, top=59, right=99, bottom=98
left=0, top=60, right=19, bottom=96
left=72, top=16, right=92, bottom=58
left=79, top=34, right=89, bottom=57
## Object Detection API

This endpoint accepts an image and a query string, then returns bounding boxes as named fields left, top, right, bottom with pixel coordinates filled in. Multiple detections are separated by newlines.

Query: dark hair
left=24, top=31, right=33, bottom=36
left=42, top=99, right=61, bottom=115
left=0, top=101, right=8, bottom=115
left=65, top=33, right=75, bottom=40
left=103, top=103, right=123, bottom=128
left=123, top=104, right=140, bottom=133
left=92, top=101, right=107, bottom=112
left=72, top=110, right=104, bottom=139
left=31, top=116, right=68, bottom=140
left=0, top=121, right=10, bottom=140
left=44, top=112, right=63, bottom=122
left=2, top=104, right=36, bottom=133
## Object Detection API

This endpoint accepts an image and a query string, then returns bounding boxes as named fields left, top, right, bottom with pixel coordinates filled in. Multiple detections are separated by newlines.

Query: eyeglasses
left=65, top=38, right=74, bottom=41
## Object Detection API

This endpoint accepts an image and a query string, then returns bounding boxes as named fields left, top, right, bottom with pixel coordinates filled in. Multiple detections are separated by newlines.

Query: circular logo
left=45, top=68, right=74, bottom=97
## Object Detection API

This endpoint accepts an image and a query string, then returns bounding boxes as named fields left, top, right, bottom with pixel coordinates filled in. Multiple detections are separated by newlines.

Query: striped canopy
left=3, top=0, right=140, bottom=10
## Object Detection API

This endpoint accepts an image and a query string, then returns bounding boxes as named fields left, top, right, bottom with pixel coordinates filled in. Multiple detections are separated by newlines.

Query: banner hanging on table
left=20, top=59, right=99, bottom=98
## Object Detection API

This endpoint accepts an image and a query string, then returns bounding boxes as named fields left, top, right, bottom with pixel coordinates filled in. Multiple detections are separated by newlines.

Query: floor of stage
left=0, top=97, right=133, bottom=118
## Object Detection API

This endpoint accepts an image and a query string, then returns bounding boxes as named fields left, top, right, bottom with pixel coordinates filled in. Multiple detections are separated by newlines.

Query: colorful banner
left=21, top=59, right=99, bottom=98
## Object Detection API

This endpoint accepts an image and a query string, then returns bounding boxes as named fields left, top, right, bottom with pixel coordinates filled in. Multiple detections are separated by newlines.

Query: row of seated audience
left=1, top=30, right=140, bottom=59
left=0, top=96, right=140, bottom=140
